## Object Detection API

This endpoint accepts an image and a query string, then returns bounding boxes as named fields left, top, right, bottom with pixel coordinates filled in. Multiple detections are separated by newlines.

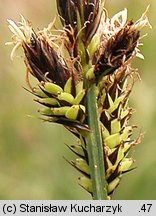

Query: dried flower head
left=94, top=22, right=140, bottom=79
left=57, top=0, right=104, bottom=43
left=6, top=15, right=88, bottom=133
left=23, top=36, right=70, bottom=87
left=56, top=0, right=105, bottom=59
left=86, top=5, right=151, bottom=81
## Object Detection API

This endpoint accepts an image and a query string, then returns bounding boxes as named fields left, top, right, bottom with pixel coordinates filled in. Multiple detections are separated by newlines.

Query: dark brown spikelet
left=94, top=22, right=140, bottom=80
left=23, top=35, right=70, bottom=88
left=56, top=0, right=103, bottom=45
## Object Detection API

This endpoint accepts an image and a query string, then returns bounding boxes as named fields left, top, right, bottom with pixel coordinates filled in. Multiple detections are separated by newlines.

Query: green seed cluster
left=70, top=70, right=139, bottom=196
left=34, top=79, right=87, bottom=126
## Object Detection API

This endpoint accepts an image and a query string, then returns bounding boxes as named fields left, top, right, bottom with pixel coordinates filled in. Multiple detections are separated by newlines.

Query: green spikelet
left=69, top=71, right=141, bottom=197
left=31, top=77, right=87, bottom=129
left=97, top=72, right=138, bottom=195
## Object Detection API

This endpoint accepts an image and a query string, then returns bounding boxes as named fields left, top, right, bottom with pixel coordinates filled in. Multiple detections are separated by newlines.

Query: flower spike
left=6, top=2, right=151, bottom=199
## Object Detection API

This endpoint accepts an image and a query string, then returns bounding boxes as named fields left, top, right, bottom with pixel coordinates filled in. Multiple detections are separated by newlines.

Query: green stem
left=85, top=82, right=107, bottom=200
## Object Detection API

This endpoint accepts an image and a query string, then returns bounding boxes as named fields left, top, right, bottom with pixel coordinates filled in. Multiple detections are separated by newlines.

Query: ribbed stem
left=85, top=81, right=107, bottom=200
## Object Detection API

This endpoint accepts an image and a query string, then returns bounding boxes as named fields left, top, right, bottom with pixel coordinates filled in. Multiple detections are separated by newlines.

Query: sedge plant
left=6, top=0, right=151, bottom=199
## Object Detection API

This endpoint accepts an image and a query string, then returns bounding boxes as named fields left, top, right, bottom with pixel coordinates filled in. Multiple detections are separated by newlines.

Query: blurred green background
left=0, top=0, right=156, bottom=199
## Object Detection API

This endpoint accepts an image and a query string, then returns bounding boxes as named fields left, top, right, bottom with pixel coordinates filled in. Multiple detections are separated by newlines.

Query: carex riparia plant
left=6, top=1, right=151, bottom=199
